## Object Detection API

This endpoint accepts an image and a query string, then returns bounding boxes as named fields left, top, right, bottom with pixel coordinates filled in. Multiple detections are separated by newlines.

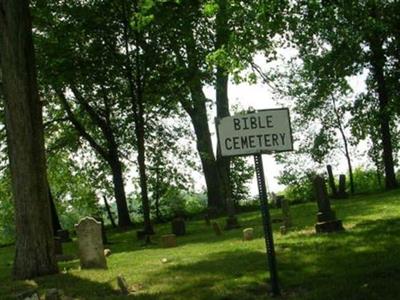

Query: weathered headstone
left=171, top=218, right=186, bottom=236
left=337, top=174, right=348, bottom=199
left=211, top=221, right=222, bottom=236
left=57, top=229, right=71, bottom=243
left=326, top=165, right=338, bottom=198
left=161, top=234, right=177, bottom=248
left=313, top=176, right=344, bottom=233
left=243, top=228, right=254, bottom=241
left=280, top=199, right=291, bottom=235
left=117, top=275, right=129, bottom=295
left=75, top=217, right=107, bottom=269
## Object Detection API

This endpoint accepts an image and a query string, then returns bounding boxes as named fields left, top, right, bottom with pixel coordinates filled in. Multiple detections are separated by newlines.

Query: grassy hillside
left=1, top=190, right=400, bottom=299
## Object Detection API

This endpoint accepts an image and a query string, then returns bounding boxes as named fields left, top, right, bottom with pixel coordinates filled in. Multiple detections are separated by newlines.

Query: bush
left=352, top=167, right=383, bottom=193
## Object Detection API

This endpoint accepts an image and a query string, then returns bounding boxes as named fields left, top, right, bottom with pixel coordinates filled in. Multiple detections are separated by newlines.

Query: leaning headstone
left=117, top=275, right=129, bottom=295
left=337, top=174, right=348, bottom=199
left=243, top=228, right=254, bottom=241
left=57, top=229, right=71, bottom=243
left=204, top=214, right=211, bottom=226
left=326, top=165, right=338, bottom=198
left=313, top=176, right=344, bottom=233
left=211, top=221, right=222, bottom=236
left=75, top=217, right=107, bottom=269
left=171, top=218, right=186, bottom=236
left=161, top=234, right=177, bottom=248
left=45, top=288, right=61, bottom=300
left=280, top=199, right=292, bottom=235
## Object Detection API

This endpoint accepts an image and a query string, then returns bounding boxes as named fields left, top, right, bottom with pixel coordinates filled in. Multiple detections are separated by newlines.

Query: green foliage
left=352, top=167, right=383, bottom=194
left=47, top=153, right=100, bottom=230
left=0, top=172, right=14, bottom=244
left=230, top=156, right=254, bottom=206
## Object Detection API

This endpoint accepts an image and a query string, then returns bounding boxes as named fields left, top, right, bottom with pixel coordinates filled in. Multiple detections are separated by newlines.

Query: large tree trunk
left=109, top=152, right=133, bottom=227
left=0, top=0, right=58, bottom=279
left=369, top=34, right=398, bottom=190
left=215, top=0, right=238, bottom=226
left=187, top=84, right=224, bottom=210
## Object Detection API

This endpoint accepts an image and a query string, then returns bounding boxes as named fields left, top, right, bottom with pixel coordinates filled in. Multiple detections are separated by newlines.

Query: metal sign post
left=216, top=108, right=293, bottom=297
left=254, top=153, right=280, bottom=296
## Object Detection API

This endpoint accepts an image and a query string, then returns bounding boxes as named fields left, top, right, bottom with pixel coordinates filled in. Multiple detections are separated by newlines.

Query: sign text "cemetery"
left=217, top=108, right=293, bottom=157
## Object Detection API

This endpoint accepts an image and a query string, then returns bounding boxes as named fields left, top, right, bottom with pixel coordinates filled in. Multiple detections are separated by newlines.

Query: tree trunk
left=215, top=0, right=238, bottom=227
left=369, top=34, right=398, bottom=190
left=103, top=196, right=116, bottom=228
left=187, top=84, right=224, bottom=210
left=135, top=109, right=154, bottom=234
left=48, top=187, right=62, bottom=234
left=109, top=153, right=133, bottom=227
left=0, top=0, right=58, bottom=279
left=332, top=97, right=355, bottom=194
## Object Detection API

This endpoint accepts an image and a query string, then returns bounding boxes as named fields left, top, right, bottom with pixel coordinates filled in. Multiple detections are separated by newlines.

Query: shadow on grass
left=136, top=217, right=400, bottom=300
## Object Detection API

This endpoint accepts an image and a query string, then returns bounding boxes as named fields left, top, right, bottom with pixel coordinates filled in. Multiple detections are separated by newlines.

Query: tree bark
left=108, top=152, right=132, bottom=227
left=186, top=84, right=224, bottom=210
left=48, top=187, right=62, bottom=234
left=215, top=0, right=237, bottom=223
left=58, top=91, right=133, bottom=227
left=369, top=34, right=398, bottom=190
left=332, top=97, right=355, bottom=194
left=0, top=0, right=58, bottom=279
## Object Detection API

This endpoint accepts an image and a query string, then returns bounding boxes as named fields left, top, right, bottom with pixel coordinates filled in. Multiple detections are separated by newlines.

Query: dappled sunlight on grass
left=1, top=189, right=400, bottom=299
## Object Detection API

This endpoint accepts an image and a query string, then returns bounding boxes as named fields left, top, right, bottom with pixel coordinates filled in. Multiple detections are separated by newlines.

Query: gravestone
left=313, top=176, right=344, bottom=233
left=211, top=221, right=222, bottom=236
left=337, top=174, right=348, bottom=199
left=280, top=199, right=292, bottom=235
left=57, top=229, right=71, bottom=243
left=171, top=218, right=186, bottom=236
left=326, top=165, right=338, bottom=198
left=243, top=228, right=254, bottom=241
left=75, top=217, right=107, bottom=269
left=54, top=237, right=63, bottom=255
left=117, top=275, right=129, bottom=295
left=161, top=234, right=177, bottom=248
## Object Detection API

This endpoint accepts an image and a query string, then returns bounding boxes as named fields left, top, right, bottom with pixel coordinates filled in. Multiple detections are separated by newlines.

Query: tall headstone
left=314, top=176, right=344, bottom=233
left=326, top=165, right=338, bottom=198
left=171, top=218, right=186, bottom=236
left=337, top=174, right=348, bottom=199
left=75, top=217, right=107, bottom=269
left=280, top=199, right=292, bottom=234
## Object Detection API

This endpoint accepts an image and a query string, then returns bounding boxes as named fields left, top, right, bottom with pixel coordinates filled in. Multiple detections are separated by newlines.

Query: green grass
left=2, top=190, right=400, bottom=299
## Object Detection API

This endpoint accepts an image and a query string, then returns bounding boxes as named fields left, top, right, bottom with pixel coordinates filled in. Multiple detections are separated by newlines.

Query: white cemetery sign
left=216, top=108, right=293, bottom=157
